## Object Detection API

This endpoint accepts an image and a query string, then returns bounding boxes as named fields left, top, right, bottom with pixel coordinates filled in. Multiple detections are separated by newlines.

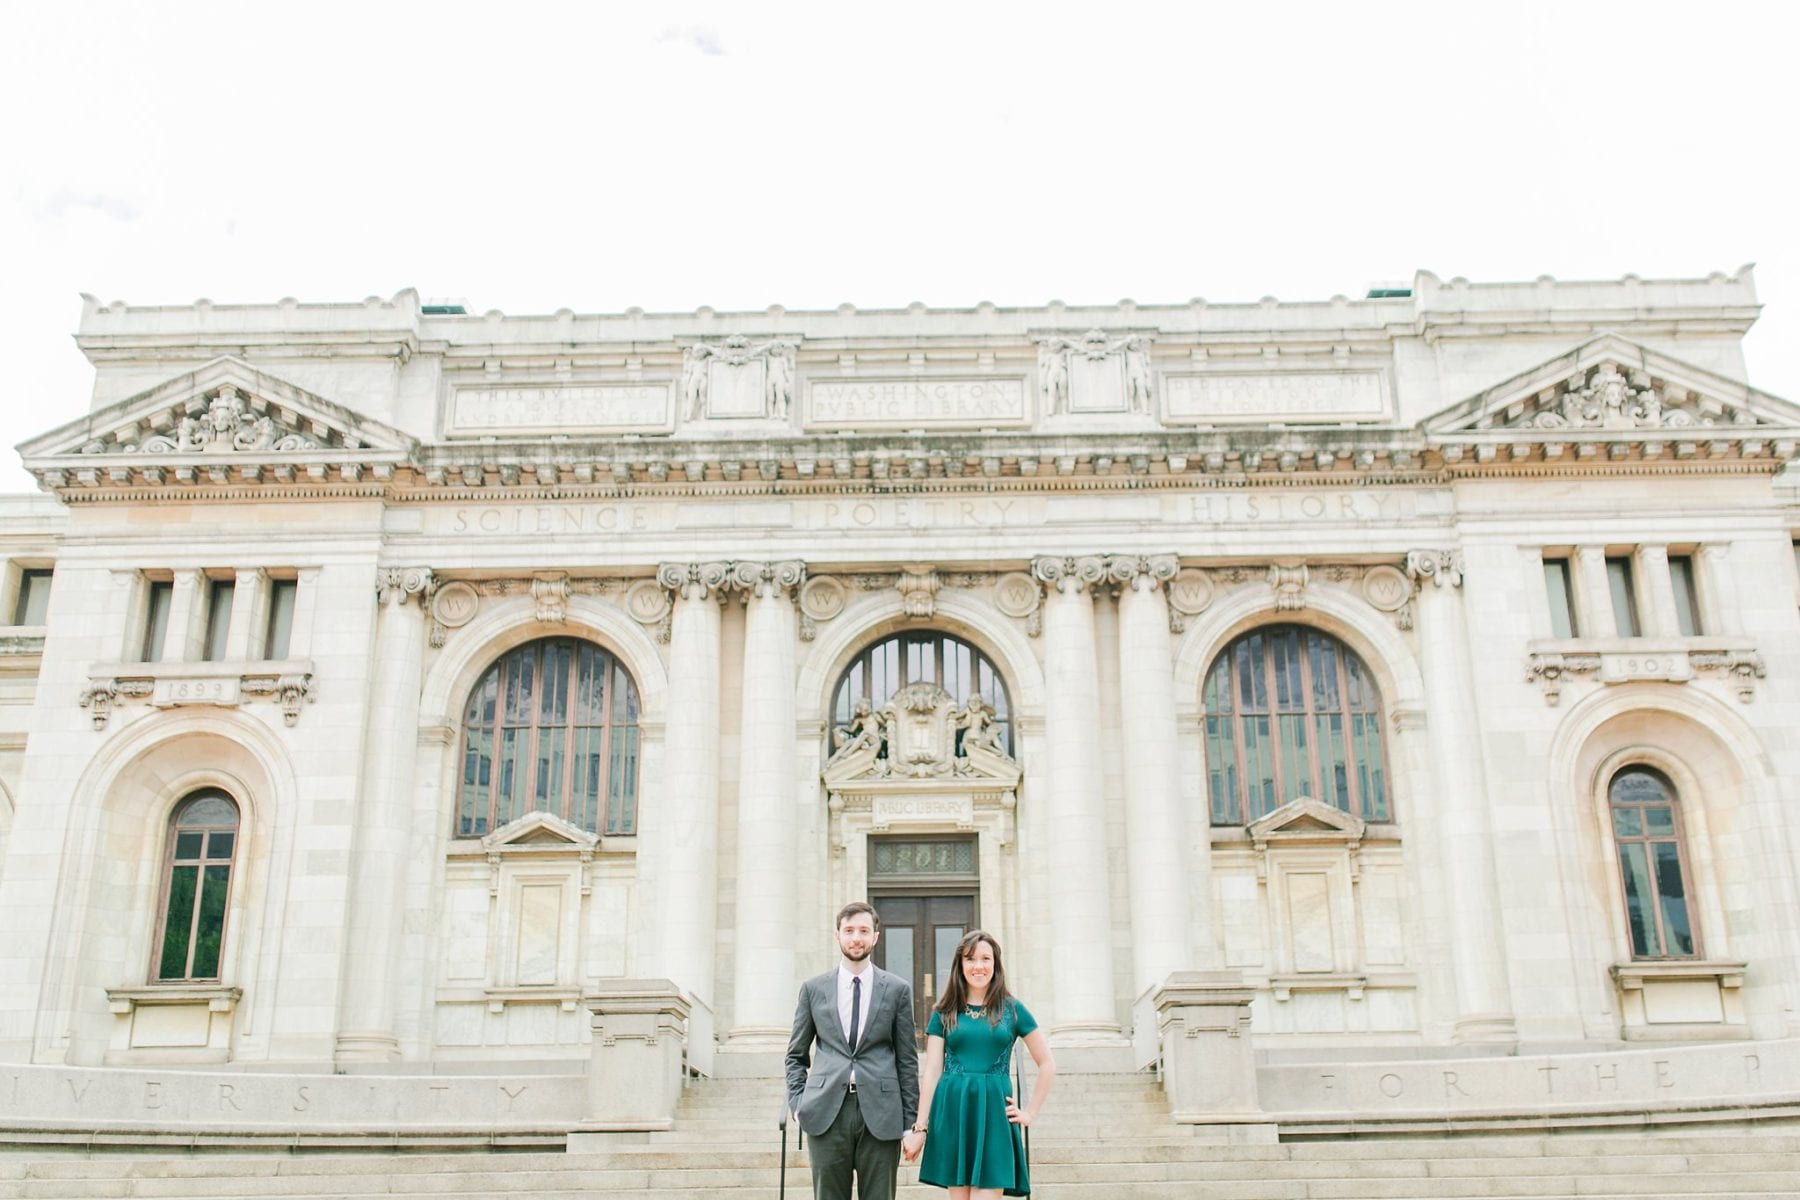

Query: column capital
left=1032, top=554, right=1107, bottom=593
left=376, top=566, right=433, bottom=606
left=656, top=560, right=733, bottom=602
left=1105, top=554, right=1180, bottom=591
left=1404, top=550, right=1463, bottom=589
left=729, top=559, right=806, bottom=600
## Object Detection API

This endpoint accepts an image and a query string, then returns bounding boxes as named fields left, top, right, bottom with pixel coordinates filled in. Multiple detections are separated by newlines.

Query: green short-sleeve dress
left=918, top=998, right=1038, bottom=1196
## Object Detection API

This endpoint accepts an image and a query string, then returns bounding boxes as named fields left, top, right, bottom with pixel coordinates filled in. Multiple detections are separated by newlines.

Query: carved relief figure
left=764, top=343, right=795, bottom=419
left=1120, top=336, right=1154, bottom=413
left=1037, top=339, right=1071, bottom=413
left=957, top=693, right=1005, bottom=755
left=832, top=698, right=884, bottom=761
left=681, top=345, right=713, bottom=420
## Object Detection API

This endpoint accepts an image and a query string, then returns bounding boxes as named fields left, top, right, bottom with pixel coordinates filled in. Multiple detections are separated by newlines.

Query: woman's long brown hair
left=932, top=928, right=1014, bottom=1032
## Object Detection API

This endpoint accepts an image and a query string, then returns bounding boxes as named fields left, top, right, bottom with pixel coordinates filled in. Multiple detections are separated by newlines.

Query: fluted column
left=1107, top=554, right=1191, bottom=995
left=1032, top=555, right=1122, bottom=1039
left=335, top=566, right=431, bottom=1064
left=728, top=559, right=806, bottom=1043
left=653, top=562, right=730, bottom=1007
left=1406, top=551, right=1516, bottom=1044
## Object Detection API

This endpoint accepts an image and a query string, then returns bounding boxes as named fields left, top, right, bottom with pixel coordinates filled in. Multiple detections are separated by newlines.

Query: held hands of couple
left=901, top=1128, right=925, bottom=1162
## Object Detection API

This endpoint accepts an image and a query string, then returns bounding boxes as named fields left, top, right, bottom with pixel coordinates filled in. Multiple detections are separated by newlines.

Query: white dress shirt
left=837, top=962, right=875, bottom=1082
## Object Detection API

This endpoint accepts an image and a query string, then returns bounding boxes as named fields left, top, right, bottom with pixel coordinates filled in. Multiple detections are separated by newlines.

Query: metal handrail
left=1013, top=1045, right=1032, bottom=1196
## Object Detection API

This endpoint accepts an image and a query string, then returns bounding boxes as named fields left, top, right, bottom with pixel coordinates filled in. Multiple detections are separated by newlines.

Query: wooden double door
left=871, top=892, right=977, bottom=1041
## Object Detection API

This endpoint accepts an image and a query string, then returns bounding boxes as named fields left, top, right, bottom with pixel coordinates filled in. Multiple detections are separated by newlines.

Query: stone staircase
left=4, top=1072, right=1800, bottom=1198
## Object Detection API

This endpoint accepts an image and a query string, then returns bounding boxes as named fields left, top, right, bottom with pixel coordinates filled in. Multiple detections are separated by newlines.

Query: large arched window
left=457, top=638, right=641, bottom=838
left=831, top=631, right=1013, bottom=756
left=153, top=789, right=239, bottom=982
left=1608, top=766, right=1697, bottom=959
left=1203, top=624, right=1389, bottom=825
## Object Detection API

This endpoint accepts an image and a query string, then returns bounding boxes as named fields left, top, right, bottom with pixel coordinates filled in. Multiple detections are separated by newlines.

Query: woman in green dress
left=902, top=930, right=1056, bottom=1199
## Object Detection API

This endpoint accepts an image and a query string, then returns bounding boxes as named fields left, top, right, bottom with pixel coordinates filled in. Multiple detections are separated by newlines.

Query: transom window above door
left=831, top=632, right=1013, bottom=756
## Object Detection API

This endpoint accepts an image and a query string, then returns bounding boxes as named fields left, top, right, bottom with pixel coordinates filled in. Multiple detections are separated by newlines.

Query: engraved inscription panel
left=152, top=677, right=243, bottom=707
left=1164, top=372, right=1388, bottom=423
left=871, top=794, right=975, bottom=827
left=450, top=386, right=672, bottom=435
left=807, top=378, right=1029, bottom=429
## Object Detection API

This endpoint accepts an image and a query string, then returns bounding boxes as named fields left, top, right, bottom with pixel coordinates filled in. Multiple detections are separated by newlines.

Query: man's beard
left=841, top=943, right=872, bottom=962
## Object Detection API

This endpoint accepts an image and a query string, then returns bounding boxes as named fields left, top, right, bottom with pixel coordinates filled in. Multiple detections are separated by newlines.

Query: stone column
left=1406, top=551, right=1516, bottom=1044
left=1696, top=544, right=1740, bottom=635
left=1634, top=544, right=1678, bottom=637
left=1573, top=545, right=1616, bottom=638
left=653, top=562, right=729, bottom=1009
left=164, top=568, right=207, bottom=661
left=1031, top=555, right=1121, bottom=1040
left=728, top=560, right=806, bottom=1044
left=224, top=567, right=267, bottom=660
left=334, top=566, right=431, bottom=1065
left=1107, top=555, right=1190, bottom=995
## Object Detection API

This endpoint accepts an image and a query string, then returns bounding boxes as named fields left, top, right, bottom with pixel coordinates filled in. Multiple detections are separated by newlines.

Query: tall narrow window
left=1202, top=625, right=1389, bottom=825
left=154, top=790, right=240, bottom=982
left=1608, top=767, right=1697, bottom=959
left=263, top=578, right=298, bottom=659
left=1668, top=555, right=1702, bottom=637
left=1606, top=556, right=1640, bottom=637
left=140, top=580, right=174, bottom=663
left=457, top=638, right=641, bottom=838
left=202, top=578, right=235, bottom=662
left=11, top=568, right=51, bottom=625
left=1543, top=557, right=1578, bottom=638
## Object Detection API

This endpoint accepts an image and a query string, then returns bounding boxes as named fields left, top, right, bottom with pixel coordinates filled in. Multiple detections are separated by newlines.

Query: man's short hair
left=836, top=900, right=879, bottom=931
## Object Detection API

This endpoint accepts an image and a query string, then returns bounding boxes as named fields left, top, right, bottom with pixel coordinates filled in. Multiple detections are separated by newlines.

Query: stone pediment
left=1423, top=335, right=1800, bottom=440
left=481, top=810, right=599, bottom=852
left=822, top=683, right=1021, bottom=790
left=18, top=357, right=418, bottom=488
left=1247, top=797, right=1366, bottom=849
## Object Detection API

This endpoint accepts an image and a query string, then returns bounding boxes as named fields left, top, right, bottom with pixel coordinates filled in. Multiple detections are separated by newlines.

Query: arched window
left=153, top=789, right=239, bottom=982
left=831, top=631, right=1013, bottom=756
left=1203, top=624, right=1389, bottom=825
left=1608, top=766, right=1697, bottom=959
left=457, top=638, right=641, bottom=838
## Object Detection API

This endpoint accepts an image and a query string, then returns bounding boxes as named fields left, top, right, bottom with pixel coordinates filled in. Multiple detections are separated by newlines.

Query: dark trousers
left=808, top=1089, right=900, bottom=1200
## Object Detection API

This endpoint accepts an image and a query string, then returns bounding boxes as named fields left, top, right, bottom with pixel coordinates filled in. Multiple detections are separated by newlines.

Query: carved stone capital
left=1525, top=651, right=1601, bottom=705
left=377, top=567, right=433, bottom=607
left=729, top=559, right=806, bottom=600
left=1404, top=550, right=1464, bottom=589
left=656, top=561, right=734, bottom=602
left=1031, top=555, right=1107, bottom=594
left=1105, top=554, right=1180, bottom=591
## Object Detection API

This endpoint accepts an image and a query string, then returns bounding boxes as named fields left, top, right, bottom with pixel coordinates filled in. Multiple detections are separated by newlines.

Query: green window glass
left=1608, top=766, right=1697, bottom=959
left=1203, top=625, right=1389, bottom=825
left=458, top=638, right=641, bottom=838
left=155, top=790, right=240, bottom=982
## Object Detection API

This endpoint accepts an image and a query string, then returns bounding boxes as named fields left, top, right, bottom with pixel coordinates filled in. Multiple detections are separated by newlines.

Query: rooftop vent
left=1365, top=284, right=1412, bottom=299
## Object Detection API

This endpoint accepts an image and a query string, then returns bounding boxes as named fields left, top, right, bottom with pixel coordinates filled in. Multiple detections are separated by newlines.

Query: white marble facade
left=1, top=269, right=1799, bottom=1083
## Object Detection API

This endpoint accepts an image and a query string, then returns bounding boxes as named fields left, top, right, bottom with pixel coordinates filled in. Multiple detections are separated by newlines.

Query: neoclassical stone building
left=1, top=271, right=1798, bottom=1125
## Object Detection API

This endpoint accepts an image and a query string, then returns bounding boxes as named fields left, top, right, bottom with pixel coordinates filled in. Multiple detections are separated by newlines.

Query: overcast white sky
left=2, top=2, right=1794, bottom=492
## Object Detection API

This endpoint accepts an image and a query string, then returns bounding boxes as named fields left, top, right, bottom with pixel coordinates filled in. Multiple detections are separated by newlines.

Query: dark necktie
left=849, top=976, right=862, bottom=1051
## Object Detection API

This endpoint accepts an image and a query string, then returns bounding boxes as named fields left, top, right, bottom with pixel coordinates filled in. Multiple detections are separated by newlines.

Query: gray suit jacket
left=785, top=965, right=919, bottom=1140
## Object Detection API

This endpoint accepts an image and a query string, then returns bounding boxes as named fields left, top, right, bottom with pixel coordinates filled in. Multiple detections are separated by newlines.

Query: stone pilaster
left=1105, top=555, right=1193, bottom=995
left=1574, top=545, right=1615, bottom=638
left=727, top=560, right=806, bottom=1044
left=652, top=562, right=730, bottom=1009
left=1031, top=555, right=1122, bottom=1041
left=1634, top=544, right=1678, bottom=637
left=1405, top=550, right=1516, bottom=1044
left=335, top=566, right=431, bottom=1065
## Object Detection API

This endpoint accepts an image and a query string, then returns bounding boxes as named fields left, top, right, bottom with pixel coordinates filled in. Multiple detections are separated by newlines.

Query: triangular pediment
left=481, top=810, right=598, bottom=852
left=1423, top=335, right=1800, bottom=438
left=17, top=357, right=419, bottom=467
left=1247, top=797, right=1365, bottom=845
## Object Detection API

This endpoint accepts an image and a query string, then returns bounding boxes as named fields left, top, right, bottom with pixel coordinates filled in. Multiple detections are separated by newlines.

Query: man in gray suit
left=785, top=901, right=919, bottom=1200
